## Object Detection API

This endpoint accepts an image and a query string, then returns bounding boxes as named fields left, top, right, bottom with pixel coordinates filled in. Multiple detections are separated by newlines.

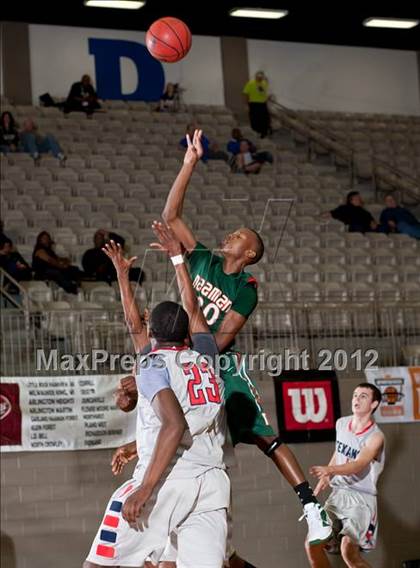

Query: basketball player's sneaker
left=301, top=502, right=333, bottom=545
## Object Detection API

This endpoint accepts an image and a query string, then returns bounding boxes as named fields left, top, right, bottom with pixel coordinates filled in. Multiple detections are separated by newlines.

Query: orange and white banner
left=365, top=367, right=420, bottom=423
left=0, top=375, right=136, bottom=452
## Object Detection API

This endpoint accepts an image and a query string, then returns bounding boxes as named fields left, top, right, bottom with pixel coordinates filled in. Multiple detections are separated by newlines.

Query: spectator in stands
left=82, top=230, right=145, bottom=284
left=380, top=194, right=420, bottom=240
left=323, top=191, right=378, bottom=233
left=0, top=238, right=32, bottom=282
left=158, top=83, right=178, bottom=112
left=32, top=231, right=82, bottom=294
left=227, top=127, right=273, bottom=166
left=243, top=71, right=271, bottom=138
left=180, top=124, right=228, bottom=163
left=0, top=112, right=20, bottom=154
left=20, top=118, right=66, bottom=166
left=82, top=229, right=111, bottom=281
left=235, top=140, right=262, bottom=174
left=64, top=74, right=101, bottom=116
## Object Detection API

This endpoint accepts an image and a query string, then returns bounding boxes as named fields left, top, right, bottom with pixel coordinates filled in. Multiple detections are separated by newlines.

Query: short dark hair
left=150, top=301, right=189, bottom=343
left=248, top=229, right=265, bottom=265
left=356, top=382, right=382, bottom=413
left=346, top=191, right=360, bottom=205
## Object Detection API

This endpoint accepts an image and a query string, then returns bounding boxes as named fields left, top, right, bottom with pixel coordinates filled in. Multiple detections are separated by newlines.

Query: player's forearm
left=328, top=460, right=368, bottom=476
left=174, top=263, right=208, bottom=333
left=162, top=163, right=195, bottom=222
left=117, top=271, right=148, bottom=351
left=140, top=421, right=186, bottom=492
left=328, top=452, right=337, bottom=466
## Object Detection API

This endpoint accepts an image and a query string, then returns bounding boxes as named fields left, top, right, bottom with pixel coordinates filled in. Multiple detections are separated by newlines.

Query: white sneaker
left=302, top=502, right=332, bottom=545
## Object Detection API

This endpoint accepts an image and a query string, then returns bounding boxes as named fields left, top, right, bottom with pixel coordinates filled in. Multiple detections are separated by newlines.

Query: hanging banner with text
left=0, top=375, right=136, bottom=452
left=365, top=367, right=420, bottom=423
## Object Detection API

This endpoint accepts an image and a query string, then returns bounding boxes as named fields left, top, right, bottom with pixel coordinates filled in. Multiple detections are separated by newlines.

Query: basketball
left=146, top=17, right=192, bottom=63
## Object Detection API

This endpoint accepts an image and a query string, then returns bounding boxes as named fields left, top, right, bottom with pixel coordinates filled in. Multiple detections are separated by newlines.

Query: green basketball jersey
left=188, top=241, right=258, bottom=333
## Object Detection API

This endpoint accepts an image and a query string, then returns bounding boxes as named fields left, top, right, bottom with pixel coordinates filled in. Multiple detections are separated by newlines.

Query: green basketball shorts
left=221, top=352, right=275, bottom=446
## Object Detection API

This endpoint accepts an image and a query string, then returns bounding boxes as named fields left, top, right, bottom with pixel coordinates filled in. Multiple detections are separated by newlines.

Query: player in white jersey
left=305, top=382, right=385, bottom=568
left=83, top=256, right=230, bottom=566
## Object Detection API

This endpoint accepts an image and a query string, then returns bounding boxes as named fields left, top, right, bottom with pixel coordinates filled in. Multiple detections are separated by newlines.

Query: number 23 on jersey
left=183, top=362, right=221, bottom=406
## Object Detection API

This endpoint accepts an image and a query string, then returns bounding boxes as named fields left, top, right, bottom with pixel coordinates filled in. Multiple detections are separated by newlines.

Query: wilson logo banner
left=273, top=371, right=341, bottom=443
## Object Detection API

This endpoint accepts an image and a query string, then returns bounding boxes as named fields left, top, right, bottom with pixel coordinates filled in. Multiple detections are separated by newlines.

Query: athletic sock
left=294, top=481, right=317, bottom=506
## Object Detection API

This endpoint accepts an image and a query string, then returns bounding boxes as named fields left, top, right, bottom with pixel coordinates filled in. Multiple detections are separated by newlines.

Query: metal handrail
left=1, top=303, right=419, bottom=376
left=269, top=100, right=420, bottom=204
left=0, top=268, right=44, bottom=313
left=0, top=268, right=29, bottom=312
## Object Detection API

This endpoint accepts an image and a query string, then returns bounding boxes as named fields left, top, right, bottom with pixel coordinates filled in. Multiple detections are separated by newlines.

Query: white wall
left=247, top=39, right=420, bottom=115
left=29, top=24, right=224, bottom=105
left=27, top=25, right=420, bottom=115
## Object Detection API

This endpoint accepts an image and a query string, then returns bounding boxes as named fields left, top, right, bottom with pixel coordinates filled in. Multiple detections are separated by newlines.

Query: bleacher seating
left=1, top=99, right=419, bottom=312
left=293, top=109, right=420, bottom=185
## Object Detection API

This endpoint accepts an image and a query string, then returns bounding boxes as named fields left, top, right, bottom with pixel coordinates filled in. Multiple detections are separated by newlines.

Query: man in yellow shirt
left=243, top=71, right=271, bottom=138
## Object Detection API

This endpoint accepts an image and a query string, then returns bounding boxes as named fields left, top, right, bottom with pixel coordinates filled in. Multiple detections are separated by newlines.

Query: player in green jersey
left=161, top=129, right=333, bottom=553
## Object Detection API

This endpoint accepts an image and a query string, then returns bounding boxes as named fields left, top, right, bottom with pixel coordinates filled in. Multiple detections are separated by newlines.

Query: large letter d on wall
left=89, top=38, right=165, bottom=101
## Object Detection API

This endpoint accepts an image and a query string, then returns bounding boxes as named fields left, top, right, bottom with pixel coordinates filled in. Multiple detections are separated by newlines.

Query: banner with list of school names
left=0, top=375, right=136, bottom=452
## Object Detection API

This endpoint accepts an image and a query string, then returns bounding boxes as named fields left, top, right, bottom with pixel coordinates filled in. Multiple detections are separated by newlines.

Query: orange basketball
left=146, top=17, right=192, bottom=63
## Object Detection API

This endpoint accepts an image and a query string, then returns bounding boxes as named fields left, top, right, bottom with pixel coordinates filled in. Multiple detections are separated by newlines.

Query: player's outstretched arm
left=103, top=240, right=149, bottom=353
left=151, top=221, right=208, bottom=334
left=310, top=433, right=384, bottom=478
left=161, top=129, right=203, bottom=253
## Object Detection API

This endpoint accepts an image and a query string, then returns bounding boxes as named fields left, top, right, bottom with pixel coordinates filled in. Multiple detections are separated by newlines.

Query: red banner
left=274, top=371, right=341, bottom=443
left=0, top=383, right=22, bottom=446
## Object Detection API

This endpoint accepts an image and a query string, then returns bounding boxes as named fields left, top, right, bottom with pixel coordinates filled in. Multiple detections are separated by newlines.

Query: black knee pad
left=264, top=436, right=282, bottom=457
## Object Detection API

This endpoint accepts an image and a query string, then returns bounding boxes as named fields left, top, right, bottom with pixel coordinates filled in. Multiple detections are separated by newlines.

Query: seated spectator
left=179, top=124, right=228, bottom=163
left=158, top=83, right=177, bottom=112
left=0, top=238, right=32, bottom=282
left=32, top=231, right=83, bottom=294
left=64, top=74, right=101, bottom=116
left=322, top=191, right=379, bottom=233
left=20, top=119, right=66, bottom=166
left=235, top=140, right=262, bottom=174
left=227, top=127, right=273, bottom=165
left=0, top=112, right=20, bottom=154
left=380, top=194, right=420, bottom=240
left=82, top=230, right=145, bottom=284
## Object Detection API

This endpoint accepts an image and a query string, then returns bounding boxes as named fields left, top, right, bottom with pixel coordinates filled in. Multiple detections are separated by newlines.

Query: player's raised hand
left=150, top=221, right=183, bottom=258
left=102, top=240, right=137, bottom=276
left=111, top=442, right=137, bottom=476
left=114, top=375, right=138, bottom=412
left=183, top=128, right=203, bottom=166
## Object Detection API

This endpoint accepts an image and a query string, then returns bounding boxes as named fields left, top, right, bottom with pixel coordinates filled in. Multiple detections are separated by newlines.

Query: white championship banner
left=0, top=375, right=136, bottom=452
left=365, top=367, right=420, bottom=423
